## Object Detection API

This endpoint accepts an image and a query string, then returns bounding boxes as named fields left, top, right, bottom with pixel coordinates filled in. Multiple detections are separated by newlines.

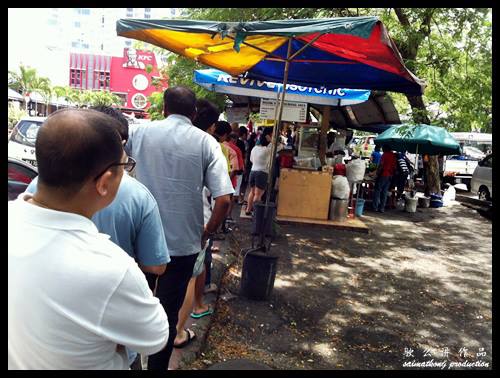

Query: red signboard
left=69, top=48, right=168, bottom=117
left=110, top=48, right=168, bottom=114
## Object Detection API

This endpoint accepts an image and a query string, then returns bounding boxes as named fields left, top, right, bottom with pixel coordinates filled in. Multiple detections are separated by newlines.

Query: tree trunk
left=394, top=8, right=441, bottom=195
left=406, top=95, right=441, bottom=194
left=426, top=155, right=440, bottom=195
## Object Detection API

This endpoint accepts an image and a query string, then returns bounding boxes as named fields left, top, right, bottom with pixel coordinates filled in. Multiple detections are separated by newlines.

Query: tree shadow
left=232, top=202, right=492, bottom=369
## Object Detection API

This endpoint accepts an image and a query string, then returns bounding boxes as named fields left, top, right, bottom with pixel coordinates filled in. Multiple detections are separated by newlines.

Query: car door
left=8, top=158, right=38, bottom=201
left=471, top=155, right=492, bottom=197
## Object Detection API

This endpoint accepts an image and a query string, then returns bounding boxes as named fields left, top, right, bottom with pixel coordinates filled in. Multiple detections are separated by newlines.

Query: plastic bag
left=332, top=175, right=350, bottom=199
left=442, top=184, right=456, bottom=206
left=346, top=159, right=366, bottom=183
left=334, top=163, right=346, bottom=176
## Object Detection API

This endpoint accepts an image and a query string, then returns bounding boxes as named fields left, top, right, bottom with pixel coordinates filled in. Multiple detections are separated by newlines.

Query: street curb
left=456, top=194, right=491, bottom=207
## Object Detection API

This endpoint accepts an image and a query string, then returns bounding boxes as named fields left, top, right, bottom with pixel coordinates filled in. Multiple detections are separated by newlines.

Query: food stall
left=193, top=68, right=372, bottom=228
left=275, top=120, right=368, bottom=230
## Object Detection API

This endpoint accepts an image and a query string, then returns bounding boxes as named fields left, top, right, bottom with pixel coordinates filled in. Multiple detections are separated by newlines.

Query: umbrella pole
left=260, top=38, right=293, bottom=249
left=415, top=144, right=419, bottom=179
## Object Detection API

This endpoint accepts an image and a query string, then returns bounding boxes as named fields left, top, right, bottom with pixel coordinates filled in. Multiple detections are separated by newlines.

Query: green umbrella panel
left=374, top=124, right=462, bottom=156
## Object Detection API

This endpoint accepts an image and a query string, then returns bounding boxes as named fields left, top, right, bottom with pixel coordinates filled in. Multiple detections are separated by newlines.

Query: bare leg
left=192, top=268, right=210, bottom=314
left=253, top=187, right=265, bottom=204
left=174, top=277, right=195, bottom=345
left=227, top=194, right=234, bottom=217
left=246, top=187, right=256, bottom=213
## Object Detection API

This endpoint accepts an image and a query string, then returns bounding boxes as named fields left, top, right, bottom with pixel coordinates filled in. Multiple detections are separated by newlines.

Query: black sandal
left=173, top=328, right=196, bottom=349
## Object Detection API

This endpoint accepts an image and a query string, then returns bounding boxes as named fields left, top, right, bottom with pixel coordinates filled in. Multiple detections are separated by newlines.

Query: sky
left=8, top=8, right=178, bottom=86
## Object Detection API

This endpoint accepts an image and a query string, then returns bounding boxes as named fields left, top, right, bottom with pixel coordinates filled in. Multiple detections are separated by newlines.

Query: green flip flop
left=190, top=307, right=214, bottom=319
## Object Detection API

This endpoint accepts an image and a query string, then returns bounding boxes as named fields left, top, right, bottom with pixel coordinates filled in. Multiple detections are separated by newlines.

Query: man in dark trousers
left=125, top=87, right=233, bottom=370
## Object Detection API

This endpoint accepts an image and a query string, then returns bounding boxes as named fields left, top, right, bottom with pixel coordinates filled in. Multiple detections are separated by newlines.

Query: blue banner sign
left=194, top=69, right=370, bottom=106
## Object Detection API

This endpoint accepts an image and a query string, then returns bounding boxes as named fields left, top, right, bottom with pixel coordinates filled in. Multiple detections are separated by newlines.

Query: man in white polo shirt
left=8, top=109, right=169, bottom=370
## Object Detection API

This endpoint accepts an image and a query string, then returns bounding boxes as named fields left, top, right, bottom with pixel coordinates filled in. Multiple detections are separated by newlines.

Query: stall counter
left=277, top=168, right=332, bottom=220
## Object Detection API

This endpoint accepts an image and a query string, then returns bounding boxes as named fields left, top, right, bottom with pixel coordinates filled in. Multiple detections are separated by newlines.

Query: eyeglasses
left=94, top=156, right=136, bottom=181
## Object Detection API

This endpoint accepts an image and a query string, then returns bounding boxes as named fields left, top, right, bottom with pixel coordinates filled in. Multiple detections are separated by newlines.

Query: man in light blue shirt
left=125, top=86, right=233, bottom=370
left=26, top=174, right=169, bottom=272
left=25, top=106, right=169, bottom=369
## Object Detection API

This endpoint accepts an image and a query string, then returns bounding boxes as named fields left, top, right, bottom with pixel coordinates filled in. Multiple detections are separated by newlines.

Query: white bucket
left=405, top=197, right=418, bottom=213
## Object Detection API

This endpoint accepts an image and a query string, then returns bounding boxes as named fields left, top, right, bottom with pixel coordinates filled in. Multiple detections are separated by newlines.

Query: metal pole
left=259, top=37, right=293, bottom=248
left=264, top=37, right=293, bottom=206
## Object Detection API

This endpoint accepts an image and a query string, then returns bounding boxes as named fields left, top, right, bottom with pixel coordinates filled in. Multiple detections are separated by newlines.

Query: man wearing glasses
left=25, top=106, right=170, bottom=370
left=9, top=109, right=169, bottom=369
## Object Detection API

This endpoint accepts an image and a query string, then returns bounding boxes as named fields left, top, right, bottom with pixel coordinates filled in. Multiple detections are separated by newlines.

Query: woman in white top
left=245, top=130, right=272, bottom=215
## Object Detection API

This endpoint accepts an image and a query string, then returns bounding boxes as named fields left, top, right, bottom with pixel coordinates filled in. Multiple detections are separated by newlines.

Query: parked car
left=8, top=116, right=46, bottom=168
left=443, top=154, right=479, bottom=190
left=353, top=135, right=377, bottom=158
left=8, top=157, right=38, bottom=201
left=470, top=154, right=492, bottom=201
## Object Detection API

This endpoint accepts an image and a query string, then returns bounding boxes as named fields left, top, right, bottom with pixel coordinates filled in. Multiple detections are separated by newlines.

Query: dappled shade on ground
left=189, top=202, right=491, bottom=370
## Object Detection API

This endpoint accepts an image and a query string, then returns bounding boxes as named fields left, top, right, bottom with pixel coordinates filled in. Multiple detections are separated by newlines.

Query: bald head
left=163, top=86, right=196, bottom=118
left=35, top=108, right=124, bottom=194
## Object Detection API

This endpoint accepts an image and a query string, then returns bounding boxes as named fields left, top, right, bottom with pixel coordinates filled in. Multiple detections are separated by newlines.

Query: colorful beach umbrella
left=117, top=17, right=426, bottom=237
left=116, top=17, right=425, bottom=95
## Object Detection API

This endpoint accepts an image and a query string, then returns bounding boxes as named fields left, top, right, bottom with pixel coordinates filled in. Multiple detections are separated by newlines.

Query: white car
left=8, top=116, right=46, bottom=167
left=470, top=154, right=492, bottom=201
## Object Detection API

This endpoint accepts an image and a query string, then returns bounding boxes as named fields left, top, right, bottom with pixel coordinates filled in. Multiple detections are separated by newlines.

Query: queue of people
left=8, top=87, right=239, bottom=370
left=8, top=83, right=281, bottom=370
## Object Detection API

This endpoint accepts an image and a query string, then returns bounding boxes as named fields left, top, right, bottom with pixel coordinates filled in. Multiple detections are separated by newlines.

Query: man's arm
left=376, top=155, right=384, bottom=176
left=202, top=194, right=231, bottom=247
left=100, top=264, right=169, bottom=356
left=134, top=200, right=170, bottom=276
left=139, top=264, right=166, bottom=276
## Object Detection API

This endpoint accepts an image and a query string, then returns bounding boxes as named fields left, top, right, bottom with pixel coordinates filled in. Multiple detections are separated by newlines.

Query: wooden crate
left=277, top=168, right=332, bottom=220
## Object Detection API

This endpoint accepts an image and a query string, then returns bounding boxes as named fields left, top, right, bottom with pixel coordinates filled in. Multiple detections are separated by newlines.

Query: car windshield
left=12, top=120, right=43, bottom=147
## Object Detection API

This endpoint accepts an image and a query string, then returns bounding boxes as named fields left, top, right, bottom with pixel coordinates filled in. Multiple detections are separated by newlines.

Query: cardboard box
left=277, top=168, right=332, bottom=220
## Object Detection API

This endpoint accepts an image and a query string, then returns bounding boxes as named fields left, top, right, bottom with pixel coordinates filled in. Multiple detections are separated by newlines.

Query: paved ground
left=181, top=200, right=492, bottom=370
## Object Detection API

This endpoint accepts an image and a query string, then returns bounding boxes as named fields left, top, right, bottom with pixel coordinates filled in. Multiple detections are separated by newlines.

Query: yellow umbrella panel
left=119, top=28, right=287, bottom=76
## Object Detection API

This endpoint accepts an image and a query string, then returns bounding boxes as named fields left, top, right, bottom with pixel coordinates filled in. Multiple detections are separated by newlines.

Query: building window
left=114, top=93, right=128, bottom=107
left=82, top=43, right=90, bottom=49
left=125, top=40, right=132, bottom=47
left=70, top=69, right=82, bottom=87
left=171, top=9, right=176, bottom=16
left=126, top=8, right=133, bottom=17
left=74, top=21, right=81, bottom=28
left=48, top=19, right=57, bottom=26
left=71, top=41, right=80, bottom=48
